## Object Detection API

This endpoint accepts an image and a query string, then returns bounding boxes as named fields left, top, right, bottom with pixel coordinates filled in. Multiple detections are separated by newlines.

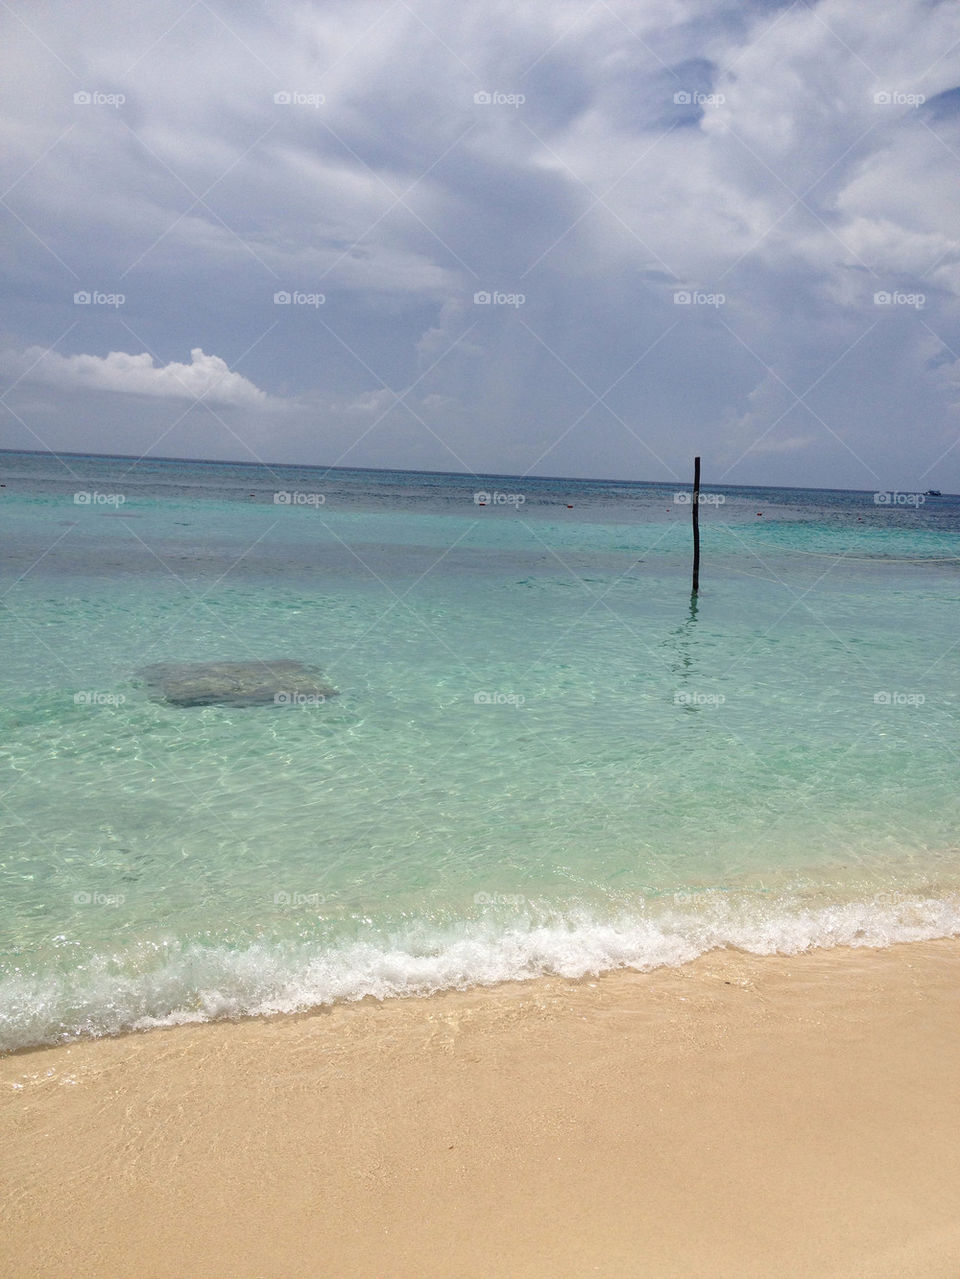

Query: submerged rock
left=138, top=660, right=338, bottom=708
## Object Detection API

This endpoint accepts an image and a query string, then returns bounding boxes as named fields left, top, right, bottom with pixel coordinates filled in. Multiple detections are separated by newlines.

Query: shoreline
left=5, top=889, right=960, bottom=1055
left=3, top=938, right=960, bottom=1277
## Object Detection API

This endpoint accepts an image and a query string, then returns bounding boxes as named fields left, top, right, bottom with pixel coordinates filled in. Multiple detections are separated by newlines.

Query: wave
left=2, top=893, right=959, bottom=1053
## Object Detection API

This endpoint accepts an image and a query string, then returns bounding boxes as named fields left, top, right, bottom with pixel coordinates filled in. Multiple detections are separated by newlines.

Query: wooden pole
left=692, top=456, right=701, bottom=593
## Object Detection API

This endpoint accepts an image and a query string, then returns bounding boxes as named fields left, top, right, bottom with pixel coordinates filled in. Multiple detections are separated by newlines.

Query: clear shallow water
left=1, top=451, right=959, bottom=1050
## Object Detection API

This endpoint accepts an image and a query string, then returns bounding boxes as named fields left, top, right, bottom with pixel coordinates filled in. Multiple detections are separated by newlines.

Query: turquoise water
left=2, top=451, right=959, bottom=1050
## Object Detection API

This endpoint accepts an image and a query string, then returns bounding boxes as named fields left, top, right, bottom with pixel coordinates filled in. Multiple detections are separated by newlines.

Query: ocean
left=1, top=450, right=958, bottom=1051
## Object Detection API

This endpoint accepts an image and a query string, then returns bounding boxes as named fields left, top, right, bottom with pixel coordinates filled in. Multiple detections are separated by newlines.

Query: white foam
left=2, top=893, right=959, bottom=1053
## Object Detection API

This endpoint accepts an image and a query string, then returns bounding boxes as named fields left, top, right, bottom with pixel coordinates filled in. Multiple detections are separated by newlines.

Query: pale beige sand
left=2, top=939, right=960, bottom=1279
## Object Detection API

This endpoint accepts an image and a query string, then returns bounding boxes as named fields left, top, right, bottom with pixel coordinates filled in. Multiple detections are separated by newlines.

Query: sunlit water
left=1, top=451, right=959, bottom=1050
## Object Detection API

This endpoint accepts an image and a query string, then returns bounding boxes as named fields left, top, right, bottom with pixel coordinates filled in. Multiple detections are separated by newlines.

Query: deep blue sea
left=2, top=450, right=959, bottom=1050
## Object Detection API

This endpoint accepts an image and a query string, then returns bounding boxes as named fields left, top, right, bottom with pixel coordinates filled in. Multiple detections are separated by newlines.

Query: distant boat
left=925, top=489, right=942, bottom=497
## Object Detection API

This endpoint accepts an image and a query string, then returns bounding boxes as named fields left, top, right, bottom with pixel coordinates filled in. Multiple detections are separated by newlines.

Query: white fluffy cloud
left=3, top=347, right=269, bottom=407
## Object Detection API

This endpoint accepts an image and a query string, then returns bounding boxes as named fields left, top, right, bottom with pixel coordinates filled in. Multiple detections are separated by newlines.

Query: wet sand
left=2, top=939, right=959, bottom=1278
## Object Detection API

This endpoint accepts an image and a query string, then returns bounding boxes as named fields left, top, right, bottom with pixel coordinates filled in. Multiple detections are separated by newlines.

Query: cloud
left=1, top=0, right=960, bottom=486
left=2, top=347, right=269, bottom=407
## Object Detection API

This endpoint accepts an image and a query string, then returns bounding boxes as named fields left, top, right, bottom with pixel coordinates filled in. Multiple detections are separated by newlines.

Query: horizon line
left=0, top=447, right=922, bottom=497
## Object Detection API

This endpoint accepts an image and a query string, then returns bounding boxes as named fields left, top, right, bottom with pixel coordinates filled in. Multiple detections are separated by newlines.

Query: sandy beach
left=2, top=938, right=959, bottom=1278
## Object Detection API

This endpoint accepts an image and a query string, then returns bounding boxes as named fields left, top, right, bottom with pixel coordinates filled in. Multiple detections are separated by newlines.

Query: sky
left=1, top=0, right=959, bottom=489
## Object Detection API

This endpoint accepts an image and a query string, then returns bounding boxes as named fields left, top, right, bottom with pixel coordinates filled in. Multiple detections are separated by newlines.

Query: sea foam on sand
left=2, top=891, right=958, bottom=1051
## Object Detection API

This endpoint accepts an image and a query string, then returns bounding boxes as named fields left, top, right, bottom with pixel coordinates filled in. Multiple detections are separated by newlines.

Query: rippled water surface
left=2, top=451, right=959, bottom=1049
